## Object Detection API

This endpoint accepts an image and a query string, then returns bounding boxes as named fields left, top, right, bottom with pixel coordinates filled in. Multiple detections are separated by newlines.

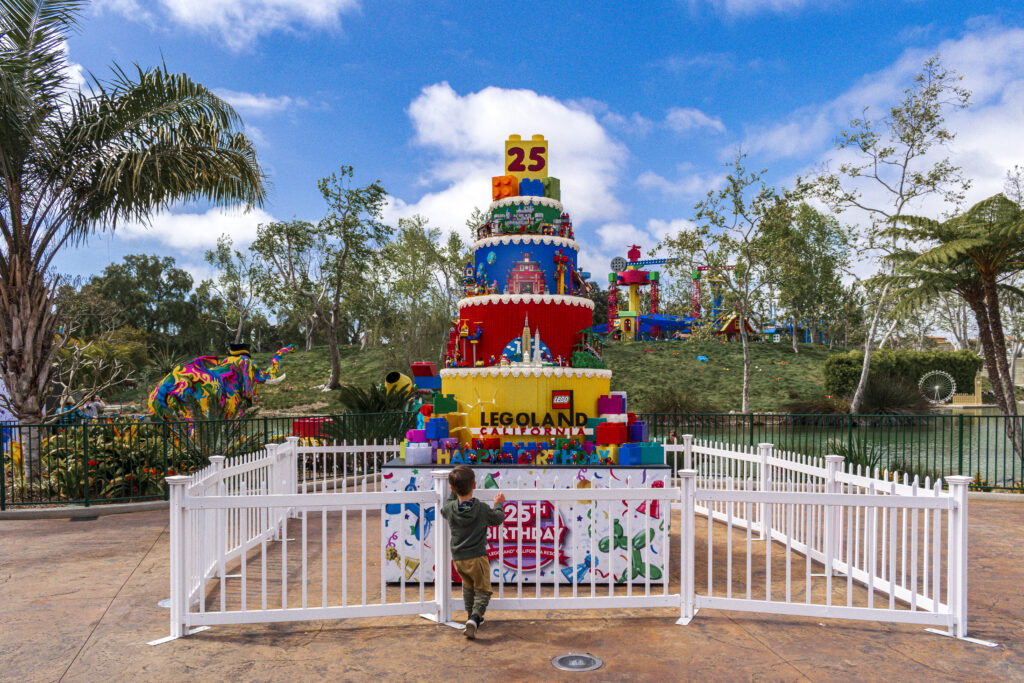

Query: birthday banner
left=381, top=465, right=670, bottom=585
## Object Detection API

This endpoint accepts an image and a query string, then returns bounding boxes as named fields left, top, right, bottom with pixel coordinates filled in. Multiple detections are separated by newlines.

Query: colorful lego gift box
left=597, top=394, right=624, bottom=415
left=424, top=418, right=449, bottom=441
left=629, top=420, right=649, bottom=443
left=414, top=375, right=442, bottom=391
left=405, top=443, right=432, bottom=465
left=406, top=429, right=426, bottom=443
left=432, top=394, right=457, bottom=415
left=595, top=421, right=627, bottom=446
left=640, top=442, right=665, bottom=465
left=618, top=442, right=642, bottom=466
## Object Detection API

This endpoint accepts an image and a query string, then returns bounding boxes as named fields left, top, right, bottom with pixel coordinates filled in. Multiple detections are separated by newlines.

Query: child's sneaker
left=464, top=615, right=479, bottom=639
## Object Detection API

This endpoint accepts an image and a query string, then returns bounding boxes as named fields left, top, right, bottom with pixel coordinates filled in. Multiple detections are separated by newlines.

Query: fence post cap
left=757, top=442, right=773, bottom=449
left=825, top=454, right=845, bottom=464
left=266, top=443, right=279, bottom=452
left=676, top=468, right=697, bottom=479
left=209, top=455, right=226, bottom=465
left=945, top=475, right=972, bottom=485
left=285, top=436, right=300, bottom=445
left=165, top=475, right=191, bottom=485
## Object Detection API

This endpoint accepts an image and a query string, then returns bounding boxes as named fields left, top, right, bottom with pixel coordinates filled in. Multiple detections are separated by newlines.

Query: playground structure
left=148, top=344, right=294, bottom=422
left=601, top=246, right=748, bottom=341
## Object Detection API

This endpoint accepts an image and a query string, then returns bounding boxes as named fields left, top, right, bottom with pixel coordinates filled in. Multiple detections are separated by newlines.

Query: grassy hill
left=603, top=341, right=837, bottom=412
left=116, top=340, right=840, bottom=415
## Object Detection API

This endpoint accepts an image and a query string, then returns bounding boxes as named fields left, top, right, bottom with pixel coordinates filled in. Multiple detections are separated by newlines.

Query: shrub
left=334, top=383, right=415, bottom=413
left=826, top=436, right=886, bottom=471
left=571, top=350, right=606, bottom=369
left=857, top=375, right=932, bottom=419
left=824, top=349, right=983, bottom=398
left=783, top=396, right=849, bottom=422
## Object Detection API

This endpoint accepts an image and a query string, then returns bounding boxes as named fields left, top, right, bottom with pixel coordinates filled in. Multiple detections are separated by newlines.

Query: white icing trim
left=457, top=294, right=595, bottom=310
left=440, top=366, right=612, bottom=380
left=488, top=195, right=563, bottom=212
left=471, top=234, right=579, bottom=253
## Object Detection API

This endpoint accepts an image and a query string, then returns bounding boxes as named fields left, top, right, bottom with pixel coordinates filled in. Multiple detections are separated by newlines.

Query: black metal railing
left=639, top=412, right=1024, bottom=491
left=0, top=412, right=416, bottom=509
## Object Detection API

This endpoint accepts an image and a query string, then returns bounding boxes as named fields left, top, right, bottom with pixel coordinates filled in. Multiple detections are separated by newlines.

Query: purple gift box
left=406, top=429, right=427, bottom=443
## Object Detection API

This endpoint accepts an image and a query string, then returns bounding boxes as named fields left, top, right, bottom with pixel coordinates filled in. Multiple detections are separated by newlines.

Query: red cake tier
left=450, top=294, right=594, bottom=367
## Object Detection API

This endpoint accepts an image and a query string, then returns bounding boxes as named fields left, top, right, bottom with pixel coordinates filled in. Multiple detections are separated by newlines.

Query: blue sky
left=59, top=0, right=1024, bottom=285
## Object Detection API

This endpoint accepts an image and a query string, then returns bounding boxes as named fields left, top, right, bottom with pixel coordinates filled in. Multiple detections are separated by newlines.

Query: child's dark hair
left=448, top=465, right=475, bottom=496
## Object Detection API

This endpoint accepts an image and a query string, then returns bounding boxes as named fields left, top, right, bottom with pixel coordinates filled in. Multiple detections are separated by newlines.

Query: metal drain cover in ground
left=551, top=653, right=603, bottom=672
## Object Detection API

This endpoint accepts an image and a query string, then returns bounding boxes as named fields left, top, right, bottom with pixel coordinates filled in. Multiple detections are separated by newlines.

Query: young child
left=440, top=465, right=506, bottom=639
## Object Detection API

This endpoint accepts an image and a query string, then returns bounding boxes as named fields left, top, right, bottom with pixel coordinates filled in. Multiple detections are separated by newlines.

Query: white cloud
left=101, top=0, right=360, bottom=50
left=385, top=82, right=629, bottom=235
left=646, top=218, right=697, bottom=240
left=743, top=24, right=1024, bottom=166
left=214, top=89, right=305, bottom=116
left=117, top=206, right=276, bottom=250
left=735, top=22, right=1024, bottom=280
left=637, top=168, right=725, bottom=198
left=666, top=107, right=726, bottom=133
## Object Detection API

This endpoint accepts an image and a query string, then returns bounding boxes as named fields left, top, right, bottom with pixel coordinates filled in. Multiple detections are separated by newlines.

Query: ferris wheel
left=918, top=370, right=956, bottom=404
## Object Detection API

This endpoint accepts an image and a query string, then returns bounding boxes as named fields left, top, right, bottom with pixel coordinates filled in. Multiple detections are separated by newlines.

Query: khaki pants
left=453, top=555, right=492, bottom=617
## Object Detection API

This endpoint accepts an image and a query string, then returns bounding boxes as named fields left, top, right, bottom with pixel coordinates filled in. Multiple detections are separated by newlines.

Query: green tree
left=763, top=203, right=849, bottom=353
left=815, top=55, right=971, bottom=414
left=889, top=194, right=1024, bottom=416
left=203, top=234, right=262, bottom=344
left=660, top=153, right=793, bottom=412
left=378, top=215, right=467, bottom=367
left=90, top=254, right=194, bottom=339
left=251, top=166, right=388, bottom=389
left=0, top=0, right=264, bottom=463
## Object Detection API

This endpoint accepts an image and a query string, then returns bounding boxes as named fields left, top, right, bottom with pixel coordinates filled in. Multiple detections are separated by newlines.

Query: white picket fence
left=159, top=436, right=971, bottom=643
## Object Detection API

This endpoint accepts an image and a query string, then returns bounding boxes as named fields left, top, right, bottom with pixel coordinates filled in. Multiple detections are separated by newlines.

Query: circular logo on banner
left=487, top=500, right=568, bottom=572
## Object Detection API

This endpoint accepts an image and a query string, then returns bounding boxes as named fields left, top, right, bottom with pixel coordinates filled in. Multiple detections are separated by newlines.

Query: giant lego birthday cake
left=402, top=135, right=664, bottom=468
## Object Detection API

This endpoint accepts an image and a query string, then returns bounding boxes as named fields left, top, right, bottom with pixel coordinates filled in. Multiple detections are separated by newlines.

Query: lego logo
left=551, top=391, right=571, bottom=409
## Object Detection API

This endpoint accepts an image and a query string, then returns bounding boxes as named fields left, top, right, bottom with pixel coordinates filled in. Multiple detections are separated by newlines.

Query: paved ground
left=1, top=501, right=1022, bottom=682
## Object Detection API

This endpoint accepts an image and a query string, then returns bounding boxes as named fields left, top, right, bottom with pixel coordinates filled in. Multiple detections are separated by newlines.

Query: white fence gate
left=156, top=436, right=973, bottom=643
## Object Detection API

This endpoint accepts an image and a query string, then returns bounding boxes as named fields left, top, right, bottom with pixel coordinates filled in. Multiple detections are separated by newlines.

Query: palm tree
left=878, top=249, right=1017, bottom=414
left=890, top=195, right=1024, bottom=416
left=1, top=1, right=266, bottom=478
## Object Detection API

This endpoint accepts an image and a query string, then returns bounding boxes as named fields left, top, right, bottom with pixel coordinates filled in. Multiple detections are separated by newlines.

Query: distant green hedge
left=824, top=349, right=983, bottom=397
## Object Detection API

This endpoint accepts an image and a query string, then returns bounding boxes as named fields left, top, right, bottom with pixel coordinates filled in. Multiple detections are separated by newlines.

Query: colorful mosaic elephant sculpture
left=148, top=345, right=294, bottom=421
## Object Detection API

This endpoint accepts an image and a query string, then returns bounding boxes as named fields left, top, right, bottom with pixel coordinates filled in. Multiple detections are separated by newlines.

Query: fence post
left=757, top=443, right=773, bottom=540
left=677, top=468, right=697, bottom=625
left=825, top=455, right=844, bottom=575
left=285, top=436, right=300, bottom=494
left=209, top=456, right=226, bottom=579
left=431, top=469, right=453, bottom=625
left=682, top=434, right=693, bottom=471
left=946, top=475, right=970, bottom=638
left=282, top=437, right=300, bottom=519
left=166, top=475, right=191, bottom=639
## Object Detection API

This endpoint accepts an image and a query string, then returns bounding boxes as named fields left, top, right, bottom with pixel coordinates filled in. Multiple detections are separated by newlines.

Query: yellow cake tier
left=439, top=366, right=611, bottom=445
